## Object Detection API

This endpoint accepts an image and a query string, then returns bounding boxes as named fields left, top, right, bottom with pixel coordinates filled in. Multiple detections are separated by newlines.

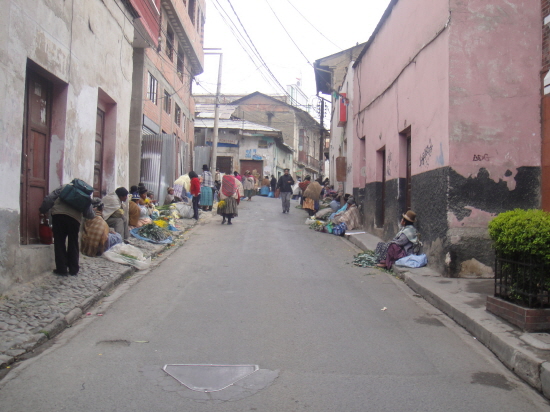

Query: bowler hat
left=402, top=210, right=416, bottom=223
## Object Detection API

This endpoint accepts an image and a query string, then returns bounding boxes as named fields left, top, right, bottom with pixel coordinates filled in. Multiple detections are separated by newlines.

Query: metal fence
left=495, top=255, right=550, bottom=308
left=141, top=134, right=181, bottom=203
left=193, top=146, right=211, bottom=173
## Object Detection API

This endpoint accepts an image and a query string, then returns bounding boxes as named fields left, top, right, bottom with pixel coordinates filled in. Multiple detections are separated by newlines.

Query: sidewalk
left=345, top=231, right=550, bottom=399
left=0, top=213, right=209, bottom=374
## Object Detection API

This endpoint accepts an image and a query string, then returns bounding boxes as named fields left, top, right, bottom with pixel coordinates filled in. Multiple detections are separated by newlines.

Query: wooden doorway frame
left=20, top=69, right=52, bottom=244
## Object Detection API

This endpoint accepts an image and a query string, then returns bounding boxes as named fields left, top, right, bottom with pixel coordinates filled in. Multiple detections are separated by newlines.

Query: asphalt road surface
left=1, top=196, right=549, bottom=411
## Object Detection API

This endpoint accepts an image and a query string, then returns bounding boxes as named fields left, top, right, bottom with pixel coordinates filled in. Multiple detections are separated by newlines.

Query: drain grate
left=162, top=364, right=259, bottom=392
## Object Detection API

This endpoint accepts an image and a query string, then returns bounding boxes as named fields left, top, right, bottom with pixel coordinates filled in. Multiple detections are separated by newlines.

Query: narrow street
left=0, top=197, right=548, bottom=412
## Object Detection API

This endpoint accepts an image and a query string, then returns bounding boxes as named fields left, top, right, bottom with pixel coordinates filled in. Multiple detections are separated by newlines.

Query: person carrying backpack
left=39, top=181, right=95, bottom=276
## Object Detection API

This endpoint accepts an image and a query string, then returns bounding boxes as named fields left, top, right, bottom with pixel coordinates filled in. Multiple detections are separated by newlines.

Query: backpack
left=59, top=179, right=93, bottom=212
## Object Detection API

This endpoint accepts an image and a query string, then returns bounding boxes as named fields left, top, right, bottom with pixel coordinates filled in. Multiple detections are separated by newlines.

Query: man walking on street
left=277, top=168, right=294, bottom=213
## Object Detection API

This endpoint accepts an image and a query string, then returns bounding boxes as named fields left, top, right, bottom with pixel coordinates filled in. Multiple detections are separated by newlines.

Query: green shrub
left=488, top=209, right=550, bottom=263
left=489, top=209, right=550, bottom=307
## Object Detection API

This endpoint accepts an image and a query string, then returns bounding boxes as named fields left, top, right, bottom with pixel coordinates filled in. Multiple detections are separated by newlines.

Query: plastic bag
left=395, top=254, right=428, bottom=268
left=332, top=222, right=347, bottom=236
left=175, top=202, right=194, bottom=219
left=103, top=243, right=151, bottom=270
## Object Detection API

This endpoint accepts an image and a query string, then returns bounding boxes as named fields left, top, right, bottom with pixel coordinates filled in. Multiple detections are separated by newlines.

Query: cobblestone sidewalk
left=0, top=214, right=205, bottom=369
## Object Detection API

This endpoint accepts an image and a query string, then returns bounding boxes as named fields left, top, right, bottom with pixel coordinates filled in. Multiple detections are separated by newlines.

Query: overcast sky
left=195, top=0, right=392, bottom=103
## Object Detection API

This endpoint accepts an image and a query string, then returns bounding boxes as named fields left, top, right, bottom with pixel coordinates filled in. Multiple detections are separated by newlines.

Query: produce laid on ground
left=137, top=223, right=171, bottom=242
left=353, top=251, right=379, bottom=268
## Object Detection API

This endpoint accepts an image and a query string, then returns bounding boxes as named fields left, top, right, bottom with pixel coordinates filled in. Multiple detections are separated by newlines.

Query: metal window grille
left=175, top=104, right=181, bottom=126
left=166, top=26, right=174, bottom=61
left=164, top=91, right=171, bottom=114
left=495, top=254, right=550, bottom=308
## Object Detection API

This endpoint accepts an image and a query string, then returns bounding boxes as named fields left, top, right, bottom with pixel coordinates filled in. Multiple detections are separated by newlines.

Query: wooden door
left=20, top=71, right=52, bottom=244
left=239, top=160, right=263, bottom=178
left=94, top=108, right=105, bottom=198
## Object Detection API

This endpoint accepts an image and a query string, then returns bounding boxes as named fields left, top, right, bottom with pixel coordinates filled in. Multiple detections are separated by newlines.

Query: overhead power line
left=284, top=0, right=343, bottom=51
left=211, top=0, right=287, bottom=96
left=225, top=0, right=290, bottom=95
left=264, top=0, right=312, bottom=67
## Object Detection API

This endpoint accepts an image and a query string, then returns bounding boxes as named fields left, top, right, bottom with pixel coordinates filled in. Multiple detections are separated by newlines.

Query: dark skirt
left=376, top=242, right=407, bottom=269
left=217, top=197, right=238, bottom=217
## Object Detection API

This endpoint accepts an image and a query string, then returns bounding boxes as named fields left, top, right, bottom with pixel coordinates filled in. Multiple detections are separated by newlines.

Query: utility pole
left=205, top=49, right=223, bottom=172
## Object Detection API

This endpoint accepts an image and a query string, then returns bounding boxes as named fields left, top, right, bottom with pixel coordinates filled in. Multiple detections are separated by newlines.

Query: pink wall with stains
left=354, top=0, right=451, bottom=184
left=448, top=0, right=542, bottom=185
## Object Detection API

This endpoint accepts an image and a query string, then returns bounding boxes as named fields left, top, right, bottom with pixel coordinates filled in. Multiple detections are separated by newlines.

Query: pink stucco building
left=352, top=0, right=541, bottom=276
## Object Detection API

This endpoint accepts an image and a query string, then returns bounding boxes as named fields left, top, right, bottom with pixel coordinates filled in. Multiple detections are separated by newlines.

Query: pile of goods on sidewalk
left=137, top=223, right=172, bottom=242
left=352, top=251, right=379, bottom=268
left=103, top=243, right=151, bottom=270
left=304, top=197, right=359, bottom=237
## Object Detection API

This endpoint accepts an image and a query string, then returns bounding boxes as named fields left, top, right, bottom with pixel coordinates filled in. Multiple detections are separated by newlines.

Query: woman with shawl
left=376, top=211, right=419, bottom=269
left=81, top=199, right=121, bottom=257
left=260, top=176, right=270, bottom=196
left=331, top=197, right=361, bottom=233
left=243, top=170, right=255, bottom=201
left=129, top=193, right=152, bottom=228
left=164, top=187, right=182, bottom=206
left=302, top=181, right=323, bottom=216
left=217, top=174, right=239, bottom=225
left=199, top=164, right=215, bottom=211
left=298, top=176, right=311, bottom=206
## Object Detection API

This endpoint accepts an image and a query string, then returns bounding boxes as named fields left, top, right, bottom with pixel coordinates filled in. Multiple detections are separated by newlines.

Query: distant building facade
left=129, top=0, right=205, bottom=199
left=194, top=104, right=293, bottom=178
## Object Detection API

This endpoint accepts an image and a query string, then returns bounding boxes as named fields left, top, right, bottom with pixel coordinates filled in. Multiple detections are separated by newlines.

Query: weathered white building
left=0, top=0, right=138, bottom=292
left=315, top=44, right=366, bottom=196
left=194, top=115, right=293, bottom=179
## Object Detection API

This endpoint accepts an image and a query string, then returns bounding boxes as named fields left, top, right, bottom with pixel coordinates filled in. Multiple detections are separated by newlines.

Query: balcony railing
left=308, top=156, right=320, bottom=170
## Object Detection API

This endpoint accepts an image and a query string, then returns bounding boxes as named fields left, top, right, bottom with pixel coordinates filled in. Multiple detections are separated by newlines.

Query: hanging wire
left=211, top=0, right=290, bottom=97
left=264, top=0, right=313, bottom=67
left=284, top=0, right=343, bottom=51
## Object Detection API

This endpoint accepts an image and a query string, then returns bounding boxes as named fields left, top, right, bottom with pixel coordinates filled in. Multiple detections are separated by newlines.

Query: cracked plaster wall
left=353, top=0, right=541, bottom=276
left=0, top=0, right=135, bottom=293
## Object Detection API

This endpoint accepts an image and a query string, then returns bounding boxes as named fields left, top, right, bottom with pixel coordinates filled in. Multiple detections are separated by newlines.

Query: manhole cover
left=163, top=364, right=259, bottom=392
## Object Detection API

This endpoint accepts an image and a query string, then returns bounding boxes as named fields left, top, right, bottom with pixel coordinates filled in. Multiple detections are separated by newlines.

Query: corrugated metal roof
left=195, top=104, right=237, bottom=119
left=194, top=118, right=293, bottom=152
left=194, top=118, right=282, bottom=133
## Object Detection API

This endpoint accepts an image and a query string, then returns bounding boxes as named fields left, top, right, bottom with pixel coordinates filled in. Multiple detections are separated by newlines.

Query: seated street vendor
left=147, top=191, right=158, bottom=206
left=102, top=187, right=129, bottom=241
left=81, top=198, right=122, bottom=257
left=138, top=188, right=154, bottom=212
left=129, top=193, right=152, bottom=228
left=164, top=187, right=182, bottom=205
left=376, top=210, right=419, bottom=270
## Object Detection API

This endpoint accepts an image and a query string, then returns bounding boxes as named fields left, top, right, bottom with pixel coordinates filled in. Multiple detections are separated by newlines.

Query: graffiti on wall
left=386, top=151, right=392, bottom=176
left=419, top=139, right=433, bottom=167
left=473, top=154, right=490, bottom=162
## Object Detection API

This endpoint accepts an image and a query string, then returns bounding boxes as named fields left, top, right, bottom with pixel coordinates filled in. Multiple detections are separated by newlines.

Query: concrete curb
left=392, top=266, right=549, bottom=398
